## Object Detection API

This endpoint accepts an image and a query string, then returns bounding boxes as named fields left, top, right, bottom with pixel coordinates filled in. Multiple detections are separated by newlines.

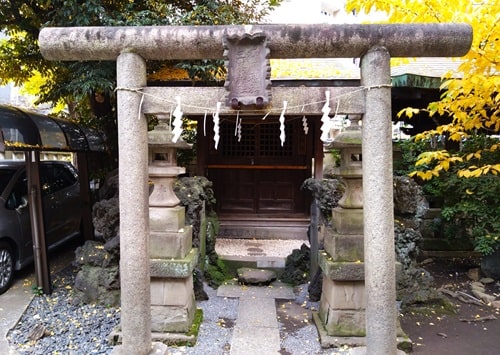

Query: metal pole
left=26, top=151, right=51, bottom=294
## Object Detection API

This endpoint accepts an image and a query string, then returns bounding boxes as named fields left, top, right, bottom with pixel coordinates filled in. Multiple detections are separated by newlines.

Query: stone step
left=216, top=282, right=295, bottom=355
left=215, top=238, right=309, bottom=269
left=217, top=226, right=308, bottom=240
left=230, top=298, right=280, bottom=355
left=217, top=217, right=310, bottom=240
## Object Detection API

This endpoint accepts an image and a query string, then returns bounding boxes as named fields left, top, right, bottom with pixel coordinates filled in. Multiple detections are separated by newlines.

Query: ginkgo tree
left=346, top=0, right=499, bottom=179
left=346, top=0, right=499, bottom=255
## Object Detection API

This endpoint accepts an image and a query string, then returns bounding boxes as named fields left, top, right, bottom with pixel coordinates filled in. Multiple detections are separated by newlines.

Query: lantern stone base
left=150, top=206, right=186, bottom=231
left=321, top=277, right=365, bottom=309
left=151, top=275, right=194, bottom=306
left=323, top=229, right=364, bottom=261
left=312, top=312, right=412, bottom=351
left=316, top=252, right=408, bottom=346
left=318, top=251, right=365, bottom=281
left=318, top=250, right=403, bottom=281
left=151, top=294, right=196, bottom=333
left=150, top=248, right=198, bottom=278
left=149, top=249, right=198, bottom=336
left=318, top=261, right=367, bottom=337
left=332, top=207, right=364, bottom=234
left=150, top=226, right=193, bottom=259
left=319, top=301, right=366, bottom=336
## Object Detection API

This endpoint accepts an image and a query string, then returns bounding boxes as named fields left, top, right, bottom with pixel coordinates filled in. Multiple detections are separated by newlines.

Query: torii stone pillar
left=361, top=46, right=395, bottom=352
left=116, top=52, right=152, bottom=353
left=38, top=23, right=472, bottom=355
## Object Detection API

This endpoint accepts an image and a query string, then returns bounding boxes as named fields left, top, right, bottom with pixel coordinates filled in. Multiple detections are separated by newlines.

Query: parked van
left=0, top=160, right=82, bottom=294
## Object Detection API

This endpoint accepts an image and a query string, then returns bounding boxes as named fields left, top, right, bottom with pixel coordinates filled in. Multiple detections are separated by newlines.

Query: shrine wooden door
left=200, top=117, right=314, bottom=217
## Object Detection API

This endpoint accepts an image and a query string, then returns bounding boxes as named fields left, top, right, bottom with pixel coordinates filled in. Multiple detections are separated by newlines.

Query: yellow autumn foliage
left=346, top=0, right=500, bottom=179
left=147, top=59, right=359, bottom=82
left=147, top=66, right=192, bottom=81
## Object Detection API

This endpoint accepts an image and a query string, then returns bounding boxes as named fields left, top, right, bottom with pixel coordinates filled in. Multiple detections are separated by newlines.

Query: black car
left=0, top=160, right=82, bottom=294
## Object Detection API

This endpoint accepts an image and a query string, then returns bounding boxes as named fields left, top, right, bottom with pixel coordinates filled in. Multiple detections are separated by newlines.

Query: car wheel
left=0, top=242, right=15, bottom=295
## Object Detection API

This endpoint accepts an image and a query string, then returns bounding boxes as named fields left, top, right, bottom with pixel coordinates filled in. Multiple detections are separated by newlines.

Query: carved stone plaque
left=223, top=32, right=271, bottom=109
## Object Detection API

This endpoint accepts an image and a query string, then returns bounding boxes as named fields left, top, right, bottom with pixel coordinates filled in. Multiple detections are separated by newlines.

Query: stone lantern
left=147, top=114, right=198, bottom=341
left=148, top=114, right=190, bottom=207
left=316, top=114, right=367, bottom=343
left=329, top=115, right=363, bottom=237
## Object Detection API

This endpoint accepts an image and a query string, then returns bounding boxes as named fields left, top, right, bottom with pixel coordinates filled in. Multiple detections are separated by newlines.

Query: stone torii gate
left=39, top=23, right=472, bottom=355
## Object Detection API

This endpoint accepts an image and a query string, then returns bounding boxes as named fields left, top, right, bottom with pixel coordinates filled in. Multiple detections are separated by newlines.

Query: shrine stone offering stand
left=39, top=24, right=471, bottom=355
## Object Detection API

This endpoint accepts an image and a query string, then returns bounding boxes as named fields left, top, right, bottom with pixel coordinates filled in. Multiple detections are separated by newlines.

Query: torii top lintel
left=39, top=23, right=472, bottom=61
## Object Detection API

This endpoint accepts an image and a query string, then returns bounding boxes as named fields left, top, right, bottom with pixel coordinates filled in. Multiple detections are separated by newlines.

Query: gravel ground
left=171, top=283, right=350, bottom=355
left=7, top=266, right=350, bottom=354
left=7, top=266, right=120, bottom=354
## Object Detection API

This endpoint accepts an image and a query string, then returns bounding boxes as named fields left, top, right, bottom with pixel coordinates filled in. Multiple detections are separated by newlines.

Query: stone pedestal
left=317, top=116, right=367, bottom=338
left=317, top=115, right=408, bottom=351
left=148, top=115, right=197, bottom=339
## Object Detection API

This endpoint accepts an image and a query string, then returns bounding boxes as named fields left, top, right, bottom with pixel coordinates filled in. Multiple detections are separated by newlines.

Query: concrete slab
left=0, top=273, right=34, bottom=354
left=215, top=238, right=308, bottom=260
left=348, top=347, right=407, bottom=355
left=217, top=282, right=295, bottom=300
left=230, top=298, right=280, bottom=355
left=236, top=298, right=277, bottom=328
left=230, top=325, right=281, bottom=355
left=218, top=255, right=287, bottom=269
left=215, top=238, right=310, bottom=270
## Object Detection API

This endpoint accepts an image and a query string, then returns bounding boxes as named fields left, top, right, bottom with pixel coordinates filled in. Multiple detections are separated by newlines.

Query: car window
left=5, top=172, right=28, bottom=210
left=40, top=164, right=77, bottom=196
left=0, top=168, right=17, bottom=195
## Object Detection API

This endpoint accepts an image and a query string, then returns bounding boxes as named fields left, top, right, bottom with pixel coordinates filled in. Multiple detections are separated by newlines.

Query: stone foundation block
left=319, top=251, right=403, bottom=282
left=150, top=226, right=192, bottom=259
left=151, top=275, right=194, bottom=306
left=319, top=298, right=366, bottom=336
left=318, top=251, right=365, bottom=281
left=151, top=294, right=196, bottom=333
left=332, top=207, right=363, bottom=235
left=321, top=277, right=365, bottom=310
left=150, top=248, right=198, bottom=278
left=323, top=229, right=364, bottom=261
left=312, top=312, right=412, bottom=351
left=150, top=206, right=185, bottom=232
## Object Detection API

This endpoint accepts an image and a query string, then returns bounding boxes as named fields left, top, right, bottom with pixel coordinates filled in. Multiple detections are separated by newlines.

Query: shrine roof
left=271, top=57, right=464, bottom=89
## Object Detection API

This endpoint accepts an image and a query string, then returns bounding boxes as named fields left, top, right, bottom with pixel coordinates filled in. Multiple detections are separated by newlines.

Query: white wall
left=266, top=0, right=351, bottom=24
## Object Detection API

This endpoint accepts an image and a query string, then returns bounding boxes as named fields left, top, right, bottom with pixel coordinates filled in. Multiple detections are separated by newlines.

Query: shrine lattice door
left=202, top=117, right=314, bottom=217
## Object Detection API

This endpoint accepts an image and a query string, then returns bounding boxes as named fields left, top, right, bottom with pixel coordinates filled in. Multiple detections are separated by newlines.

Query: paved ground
left=0, top=267, right=33, bottom=354
left=218, top=283, right=295, bottom=354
